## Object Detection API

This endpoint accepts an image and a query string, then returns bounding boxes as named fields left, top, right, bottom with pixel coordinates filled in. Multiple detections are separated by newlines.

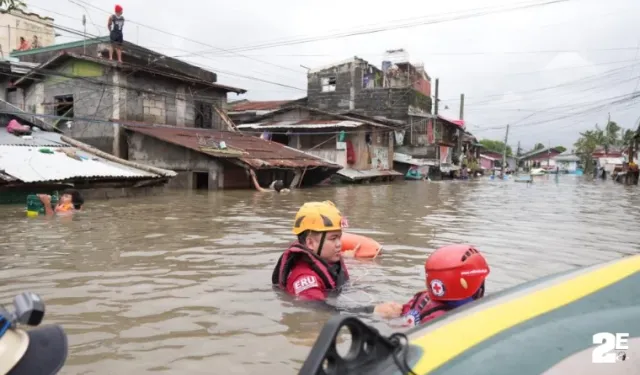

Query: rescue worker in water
left=271, top=200, right=401, bottom=317
left=390, top=244, right=490, bottom=326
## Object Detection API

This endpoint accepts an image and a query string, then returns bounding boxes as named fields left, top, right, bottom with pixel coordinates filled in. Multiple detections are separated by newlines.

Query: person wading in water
left=108, top=5, right=124, bottom=63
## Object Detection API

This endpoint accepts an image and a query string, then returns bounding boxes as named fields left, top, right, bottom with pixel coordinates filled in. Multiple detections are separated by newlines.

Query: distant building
left=303, top=50, right=476, bottom=178
left=236, top=106, right=401, bottom=183
left=0, top=9, right=55, bottom=53
left=519, top=147, right=563, bottom=169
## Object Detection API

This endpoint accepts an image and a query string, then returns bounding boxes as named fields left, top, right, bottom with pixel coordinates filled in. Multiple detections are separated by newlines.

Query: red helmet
left=115, top=4, right=123, bottom=13
left=425, top=244, right=490, bottom=301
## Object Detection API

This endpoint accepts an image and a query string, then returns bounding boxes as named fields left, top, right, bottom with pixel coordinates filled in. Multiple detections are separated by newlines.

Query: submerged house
left=304, top=51, right=475, bottom=178
left=552, top=151, right=581, bottom=173
left=519, top=147, right=563, bottom=170
left=7, top=37, right=246, bottom=157
left=0, top=113, right=175, bottom=202
left=122, top=122, right=341, bottom=190
left=235, top=106, right=401, bottom=183
left=2, top=38, right=339, bottom=190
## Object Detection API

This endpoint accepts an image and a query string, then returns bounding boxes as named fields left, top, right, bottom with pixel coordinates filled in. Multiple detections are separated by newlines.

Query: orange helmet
left=425, top=244, right=490, bottom=301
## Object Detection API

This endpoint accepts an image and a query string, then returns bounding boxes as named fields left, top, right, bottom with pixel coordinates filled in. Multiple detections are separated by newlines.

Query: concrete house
left=7, top=37, right=247, bottom=157
left=236, top=106, right=401, bottom=183
left=303, top=51, right=473, bottom=178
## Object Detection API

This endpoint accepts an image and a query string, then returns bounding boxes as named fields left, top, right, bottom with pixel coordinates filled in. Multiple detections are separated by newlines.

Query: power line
left=181, top=0, right=568, bottom=56
left=7, top=10, right=307, bottom=92
left=68, top=0, right=306, bottom=76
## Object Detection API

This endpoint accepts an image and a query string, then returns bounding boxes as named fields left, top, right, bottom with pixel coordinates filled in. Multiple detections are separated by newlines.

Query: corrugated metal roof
left=0, top=146, right=159, bottom=183
left=237, top=120, right=364, bottom=130
left=337, top=168, right=401, bottom=181
left=393, top=152, right=437, bottom=166
left=123, top=124, right=342, bottom=170
left=437, top=114, right=465, bottom=128
left=0, top=130, right=68, bottom=146
left=230, top=100, right=293, bottom=112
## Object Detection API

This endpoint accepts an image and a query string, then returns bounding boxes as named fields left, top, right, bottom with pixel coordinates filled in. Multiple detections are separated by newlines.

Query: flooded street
left=1, top=177, right=639, bottom=374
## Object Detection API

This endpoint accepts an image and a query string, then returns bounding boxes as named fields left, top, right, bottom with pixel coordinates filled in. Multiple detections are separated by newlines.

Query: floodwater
left=1, top=176, right=639, bottom=374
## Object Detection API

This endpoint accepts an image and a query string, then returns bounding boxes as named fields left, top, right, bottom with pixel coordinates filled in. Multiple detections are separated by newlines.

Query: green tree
left=479, top=139, right=512, bottom=156
left=555, top=146, right=567, bottom=153
left=0, top=0, right=26, bottom=12
left=534, top=143, right=545, bottom=150
left=573, top=120, right=630, bottom=175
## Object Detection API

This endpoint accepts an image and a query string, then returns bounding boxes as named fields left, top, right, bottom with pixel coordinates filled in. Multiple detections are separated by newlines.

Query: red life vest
left=403, top=291, right=452, bottom=326
left=271, top=242, right=349, bottom=292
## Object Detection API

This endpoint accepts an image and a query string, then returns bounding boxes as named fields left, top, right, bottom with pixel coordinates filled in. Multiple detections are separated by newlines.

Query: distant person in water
left=270, top=180, right=290, bottom=194
left=37, top=189, right=84, bottom=216
left=107, top=4, right=125, bottom=62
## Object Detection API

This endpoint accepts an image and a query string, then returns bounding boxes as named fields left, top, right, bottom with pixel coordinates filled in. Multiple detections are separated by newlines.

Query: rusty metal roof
left=229, top=100, right=294, bottom=112
left=237, top=119, right=365, bottom=130
left=123, top=124, right=342, bottom=170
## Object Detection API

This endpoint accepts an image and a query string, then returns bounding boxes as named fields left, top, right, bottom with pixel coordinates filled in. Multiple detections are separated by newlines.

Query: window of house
left=194, top=101, right=212, bottom=128
left=54, top=95, right=74, bottom=128
left=321, top=76, right=336, bottom=92
left=193, top=171, right=209, bottom=190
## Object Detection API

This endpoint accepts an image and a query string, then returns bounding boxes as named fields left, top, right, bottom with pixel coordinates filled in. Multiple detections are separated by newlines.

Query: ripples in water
left=0, top=176, right=639, bottom=374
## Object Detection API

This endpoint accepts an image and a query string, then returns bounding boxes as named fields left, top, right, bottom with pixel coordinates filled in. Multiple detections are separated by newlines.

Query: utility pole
left=434, top=78, right=439, bottom=115
left=459, top=93, right=464, bottom=120
left=501, top=125, right=510, bottom=177
left=516, top=140, right=521, bottom=172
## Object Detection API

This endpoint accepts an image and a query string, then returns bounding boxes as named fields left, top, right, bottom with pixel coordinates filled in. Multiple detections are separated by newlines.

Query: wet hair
left=273, top=180, right=285, bottom=192
left=298, top=230, right=320, bottom=245
left=61, top=188, right=84, bottom=209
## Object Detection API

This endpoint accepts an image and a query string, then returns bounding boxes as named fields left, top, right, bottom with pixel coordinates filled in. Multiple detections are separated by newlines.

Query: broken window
left=321, top=76, right=336, bottom=92
left=54, top=95, right=74, bottom=127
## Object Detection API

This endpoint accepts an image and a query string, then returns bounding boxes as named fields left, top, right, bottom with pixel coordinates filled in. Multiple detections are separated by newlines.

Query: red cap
left=115, top=4, right=122, bottom=13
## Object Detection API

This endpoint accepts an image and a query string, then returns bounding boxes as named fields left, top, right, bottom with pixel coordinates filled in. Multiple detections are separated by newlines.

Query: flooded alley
left=1, top=177, right=639, bottom=374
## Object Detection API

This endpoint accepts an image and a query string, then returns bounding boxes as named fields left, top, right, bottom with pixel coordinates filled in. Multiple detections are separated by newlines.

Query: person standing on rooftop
left=108, top=4, right=124, bottom=63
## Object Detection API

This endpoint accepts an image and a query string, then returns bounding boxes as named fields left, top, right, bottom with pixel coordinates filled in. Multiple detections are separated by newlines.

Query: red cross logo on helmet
left=430, top=279, right=445, bottom=297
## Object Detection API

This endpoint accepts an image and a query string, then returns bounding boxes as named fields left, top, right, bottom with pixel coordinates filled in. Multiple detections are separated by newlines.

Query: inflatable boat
left=299, top=255, right=640, bottom=374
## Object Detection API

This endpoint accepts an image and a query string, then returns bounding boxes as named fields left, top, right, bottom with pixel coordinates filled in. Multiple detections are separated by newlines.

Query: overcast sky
left=24, top=0, right=640, bottom=151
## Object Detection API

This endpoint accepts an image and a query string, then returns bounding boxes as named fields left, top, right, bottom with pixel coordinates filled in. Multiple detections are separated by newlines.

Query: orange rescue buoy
left=341, top=232, right=382, bottom=259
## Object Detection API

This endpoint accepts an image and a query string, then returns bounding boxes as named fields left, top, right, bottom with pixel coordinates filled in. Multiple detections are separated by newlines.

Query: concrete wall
left=127, top=132, right=223, bottom=190
left=307, top=60, right=432, bottom=122
left=123, top=74, right=227, bottom=129
left=0, top=10, right=55, bottom=53
left=9, top=57, right=230, bottom=154
left=36, top=60, right=116, bottom=152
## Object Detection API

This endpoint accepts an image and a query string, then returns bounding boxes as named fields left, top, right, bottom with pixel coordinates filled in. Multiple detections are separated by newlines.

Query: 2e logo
left=592, top=332, right=629, bottom=363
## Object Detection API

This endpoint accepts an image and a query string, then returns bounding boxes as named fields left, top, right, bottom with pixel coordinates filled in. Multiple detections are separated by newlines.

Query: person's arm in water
left=37, top=194, right=55, bottom=216
left=288, top=273, right=402, bottom=317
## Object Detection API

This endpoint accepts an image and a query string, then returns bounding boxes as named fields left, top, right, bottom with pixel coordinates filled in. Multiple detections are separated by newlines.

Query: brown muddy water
left=1, top=176, right=639, bottom=374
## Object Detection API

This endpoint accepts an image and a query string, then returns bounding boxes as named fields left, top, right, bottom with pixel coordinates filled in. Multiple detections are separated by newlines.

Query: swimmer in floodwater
left=271, top=180, right=290, bottom=194
left=37, top=189, right=84, bottom=216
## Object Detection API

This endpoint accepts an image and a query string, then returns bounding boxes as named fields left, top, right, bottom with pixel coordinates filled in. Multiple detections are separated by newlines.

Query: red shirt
left=286, top=261, right=329, bottom=301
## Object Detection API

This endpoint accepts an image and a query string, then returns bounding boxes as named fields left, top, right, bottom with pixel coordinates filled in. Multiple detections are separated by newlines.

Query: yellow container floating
left=300, top=255, right=640, bottom=375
